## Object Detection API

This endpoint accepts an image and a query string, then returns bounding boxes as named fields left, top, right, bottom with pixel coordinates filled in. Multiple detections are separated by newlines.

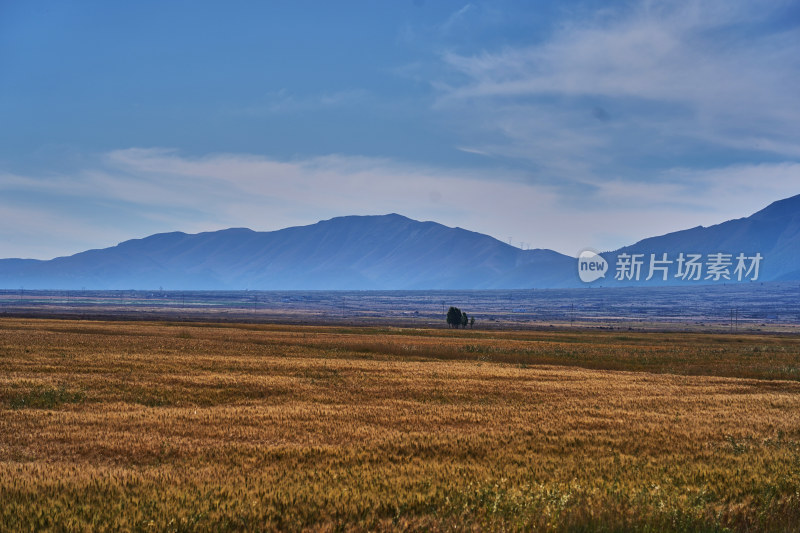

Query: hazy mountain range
left=1, top=194, right=798, bottom=290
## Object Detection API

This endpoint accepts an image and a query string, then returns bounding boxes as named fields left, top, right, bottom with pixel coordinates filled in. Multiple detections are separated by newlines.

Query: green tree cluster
left=446, top=306, right=474, bottom=328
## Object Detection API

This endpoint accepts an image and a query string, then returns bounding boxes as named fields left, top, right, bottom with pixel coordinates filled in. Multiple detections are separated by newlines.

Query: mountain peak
left=750, top=193, right=800, bottom=221
left=323, top=213, right=414, bottom=224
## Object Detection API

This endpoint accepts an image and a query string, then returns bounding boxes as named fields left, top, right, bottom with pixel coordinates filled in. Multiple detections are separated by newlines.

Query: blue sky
left=1, top=0, right=799, bottom=259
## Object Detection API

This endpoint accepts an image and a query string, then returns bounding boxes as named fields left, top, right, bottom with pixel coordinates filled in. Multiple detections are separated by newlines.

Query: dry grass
left=1, top=318, right=800, bottom=531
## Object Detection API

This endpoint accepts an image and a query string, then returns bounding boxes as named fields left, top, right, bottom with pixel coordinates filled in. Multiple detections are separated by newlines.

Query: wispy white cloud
left=435, top=0, right=800, bottom=170
left=441, top=3, right=476, bottom=34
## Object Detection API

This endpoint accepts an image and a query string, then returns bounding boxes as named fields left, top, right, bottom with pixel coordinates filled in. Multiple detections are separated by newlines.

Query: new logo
left=578, top=249, right=608, bottom=283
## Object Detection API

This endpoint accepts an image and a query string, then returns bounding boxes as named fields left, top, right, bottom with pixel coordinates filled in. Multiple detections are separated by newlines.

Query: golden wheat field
left=1, top=318, right=800, bottom=531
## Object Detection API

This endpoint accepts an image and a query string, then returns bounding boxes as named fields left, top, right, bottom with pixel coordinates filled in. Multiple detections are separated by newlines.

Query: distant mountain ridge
left=1, top=194, right=799, bottom=289
left=602, top=193, right=800, bottom=284
left=0, top=214, right=573, bottom=290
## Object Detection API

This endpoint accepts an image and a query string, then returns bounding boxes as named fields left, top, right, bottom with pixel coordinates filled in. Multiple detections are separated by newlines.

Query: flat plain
left=2, top=283, right=799, bottom=332
left=2, top=318, right=800, bottom=531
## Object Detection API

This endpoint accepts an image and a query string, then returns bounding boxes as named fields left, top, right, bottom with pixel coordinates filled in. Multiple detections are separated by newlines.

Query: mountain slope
left=600, top=193, right=800, bottom=284
left=0, top=214, right=574, bottom=290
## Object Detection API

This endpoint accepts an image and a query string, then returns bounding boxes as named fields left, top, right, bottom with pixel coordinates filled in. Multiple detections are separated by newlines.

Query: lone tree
left=446, top=306, right=473, bottom=329
left=447, top=306, right=463, bottom=328
left=469, top=316, right=475, bottom=328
